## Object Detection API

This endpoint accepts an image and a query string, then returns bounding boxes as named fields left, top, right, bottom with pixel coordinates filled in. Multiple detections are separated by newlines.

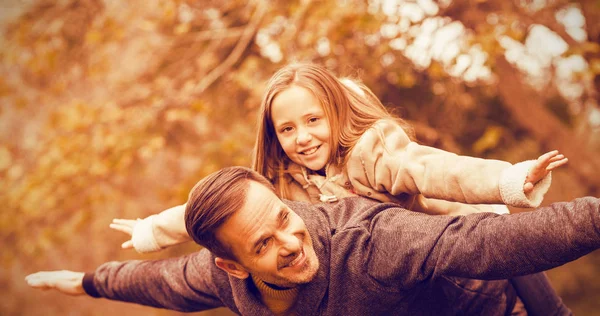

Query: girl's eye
left=308, top=117, right=319, bottom=123
left=280, top=126, right=293, bottom=133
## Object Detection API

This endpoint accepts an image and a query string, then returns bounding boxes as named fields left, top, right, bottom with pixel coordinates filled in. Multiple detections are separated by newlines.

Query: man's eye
left=257, top=238, right=271, bottom=254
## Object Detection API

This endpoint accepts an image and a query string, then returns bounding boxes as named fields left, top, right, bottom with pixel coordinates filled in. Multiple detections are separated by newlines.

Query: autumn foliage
left=1, top=0, right=599, bottom=315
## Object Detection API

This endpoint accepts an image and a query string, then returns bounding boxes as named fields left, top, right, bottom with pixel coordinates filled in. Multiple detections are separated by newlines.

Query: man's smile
left=279, top=248, right=306, bottom=270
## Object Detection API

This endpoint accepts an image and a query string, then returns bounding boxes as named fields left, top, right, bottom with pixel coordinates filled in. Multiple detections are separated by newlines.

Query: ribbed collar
left=252, top=275, right=300, bottom=300
left=251, top=275, right=299, bottom=315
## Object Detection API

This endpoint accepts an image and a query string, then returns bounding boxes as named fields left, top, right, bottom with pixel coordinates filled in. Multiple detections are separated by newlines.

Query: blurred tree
left=1, top=0, right=599, bottom=315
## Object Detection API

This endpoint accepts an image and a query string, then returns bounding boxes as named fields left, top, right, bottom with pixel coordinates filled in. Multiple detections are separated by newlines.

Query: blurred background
left=1, top=0, right=599, bottom=315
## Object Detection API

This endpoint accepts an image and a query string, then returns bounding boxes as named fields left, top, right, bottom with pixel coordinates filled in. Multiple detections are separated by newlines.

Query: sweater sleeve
left=346, top=120, right=551, bottom=208
left=132, top=204, right=191, bottom=253
left=84, top=249, right=225, bottom=312
left=365, top=197, right=600, bottom=289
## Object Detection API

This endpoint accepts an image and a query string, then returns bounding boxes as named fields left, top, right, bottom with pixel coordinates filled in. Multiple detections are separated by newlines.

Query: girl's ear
left=214, top=257, right=250, bottom=280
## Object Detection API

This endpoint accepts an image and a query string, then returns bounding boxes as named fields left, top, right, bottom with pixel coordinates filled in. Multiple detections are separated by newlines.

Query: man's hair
left=185, top=166, right=275, bottom=260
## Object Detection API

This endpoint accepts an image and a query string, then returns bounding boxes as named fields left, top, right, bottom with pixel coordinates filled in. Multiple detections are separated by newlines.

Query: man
left=28, top=166, right=599, bottom=315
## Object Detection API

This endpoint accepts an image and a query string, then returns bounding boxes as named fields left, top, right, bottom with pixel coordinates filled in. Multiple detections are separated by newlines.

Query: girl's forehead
left=272, top=85, right=321, bottom=108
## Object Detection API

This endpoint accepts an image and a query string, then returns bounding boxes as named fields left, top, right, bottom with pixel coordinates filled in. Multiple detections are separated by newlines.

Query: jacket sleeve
left=412, top=195, right=510, bottom=215
left=365, top=197, right=600, bottom=289
left=346, top=120, right=551, bottom=208
left=131, top=204, right=191, bottom=253
left=83, top=249, right=224, bottom=312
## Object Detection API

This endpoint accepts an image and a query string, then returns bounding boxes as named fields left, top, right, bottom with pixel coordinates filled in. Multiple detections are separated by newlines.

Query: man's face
left=216, top=181, right=320, bottom=288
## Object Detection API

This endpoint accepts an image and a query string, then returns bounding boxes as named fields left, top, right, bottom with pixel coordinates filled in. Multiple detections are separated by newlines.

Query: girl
left=253, top=64, right=565, bottom=214
left=112, top=63, right=569, bottom=315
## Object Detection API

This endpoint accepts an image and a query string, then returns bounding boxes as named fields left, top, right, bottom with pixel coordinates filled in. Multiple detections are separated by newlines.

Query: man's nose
left=296, top=128, right=312, bottom=145
left=277, top=233, right=301, bottom=256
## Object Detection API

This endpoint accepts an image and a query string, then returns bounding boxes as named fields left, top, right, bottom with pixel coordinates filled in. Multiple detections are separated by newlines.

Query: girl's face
left=270, top=85, right=331, bottom=172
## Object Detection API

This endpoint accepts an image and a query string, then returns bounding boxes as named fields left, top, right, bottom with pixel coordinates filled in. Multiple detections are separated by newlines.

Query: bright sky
left=370, top=0, right=590, bottom=112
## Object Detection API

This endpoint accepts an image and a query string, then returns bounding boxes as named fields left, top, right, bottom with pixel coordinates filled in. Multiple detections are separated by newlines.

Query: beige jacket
left=131, top=120, right=551, bottom=252
left=287, top=119, right=549, bottom=215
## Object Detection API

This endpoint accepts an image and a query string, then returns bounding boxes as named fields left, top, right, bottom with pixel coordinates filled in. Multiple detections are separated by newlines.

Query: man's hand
left=524, top=150, right=568, bottom=193
left=25, top=270, right=85, bottom=296
left=109, top=218, right=139, bottom=249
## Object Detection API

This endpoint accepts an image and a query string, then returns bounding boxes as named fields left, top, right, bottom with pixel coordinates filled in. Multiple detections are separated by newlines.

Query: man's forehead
left=217, top=182, right=280, bottom=245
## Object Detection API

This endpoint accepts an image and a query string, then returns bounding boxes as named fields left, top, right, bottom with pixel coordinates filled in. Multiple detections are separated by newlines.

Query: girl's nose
left=296, top=129, right=313, bottom=145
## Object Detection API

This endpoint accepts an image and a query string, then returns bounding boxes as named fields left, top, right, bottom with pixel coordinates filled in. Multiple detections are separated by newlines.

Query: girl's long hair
left=252, top=63, right=412, bottom=200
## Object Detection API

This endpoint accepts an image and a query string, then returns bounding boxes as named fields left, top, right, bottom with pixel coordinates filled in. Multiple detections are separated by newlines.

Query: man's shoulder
left=289, top=197, right=406, bottom=231
left=186, top=249, right=230, bottom=282
left=189, top=249, right=242, bottom=303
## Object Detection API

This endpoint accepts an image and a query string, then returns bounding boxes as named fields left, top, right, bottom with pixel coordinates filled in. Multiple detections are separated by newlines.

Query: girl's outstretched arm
left=347, top=120, right=566, bottom=208
left=412, top=195, right=510, bottom=216
left=110, top=204, right=190, bottom=253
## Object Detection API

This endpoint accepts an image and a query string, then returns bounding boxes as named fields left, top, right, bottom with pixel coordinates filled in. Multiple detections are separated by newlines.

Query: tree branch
left=177, top=27, right=246, bottom=45
left=192, top=0, right=267, bottom=96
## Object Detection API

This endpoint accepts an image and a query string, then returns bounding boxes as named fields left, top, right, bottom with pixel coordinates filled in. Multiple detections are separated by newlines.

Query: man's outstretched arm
left=364, top=196, right=600, bottom=288
left=26, top=249, right=225, bottom=312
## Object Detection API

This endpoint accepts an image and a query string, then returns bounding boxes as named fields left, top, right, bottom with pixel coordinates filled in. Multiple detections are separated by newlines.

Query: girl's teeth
left=304, top=147, right=318, bottom=155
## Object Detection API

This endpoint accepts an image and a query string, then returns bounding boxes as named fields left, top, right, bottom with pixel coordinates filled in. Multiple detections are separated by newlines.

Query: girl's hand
left=109, top=218, right=138, bottom=249
left=524, top=150, right=568, bottom=193
left=25, top=270, right=85, bottom=296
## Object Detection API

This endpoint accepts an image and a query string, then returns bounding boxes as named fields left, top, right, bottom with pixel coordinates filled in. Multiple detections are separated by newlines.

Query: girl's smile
left=299, top=145, right=320, bottom=156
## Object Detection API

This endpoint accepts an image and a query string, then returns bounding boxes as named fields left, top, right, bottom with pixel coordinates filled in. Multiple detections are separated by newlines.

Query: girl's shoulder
left=370, top=118, right=404, bottom=133
left=355, top=119, right=411, bottom=151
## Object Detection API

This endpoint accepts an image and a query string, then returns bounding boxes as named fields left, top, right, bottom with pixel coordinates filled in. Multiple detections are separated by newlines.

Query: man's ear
left=215, top=257, right=250, bottom=280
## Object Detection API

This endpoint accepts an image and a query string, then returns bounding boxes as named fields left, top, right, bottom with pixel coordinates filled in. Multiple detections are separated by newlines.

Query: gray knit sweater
left=83, top=196, right=600, bottom=315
